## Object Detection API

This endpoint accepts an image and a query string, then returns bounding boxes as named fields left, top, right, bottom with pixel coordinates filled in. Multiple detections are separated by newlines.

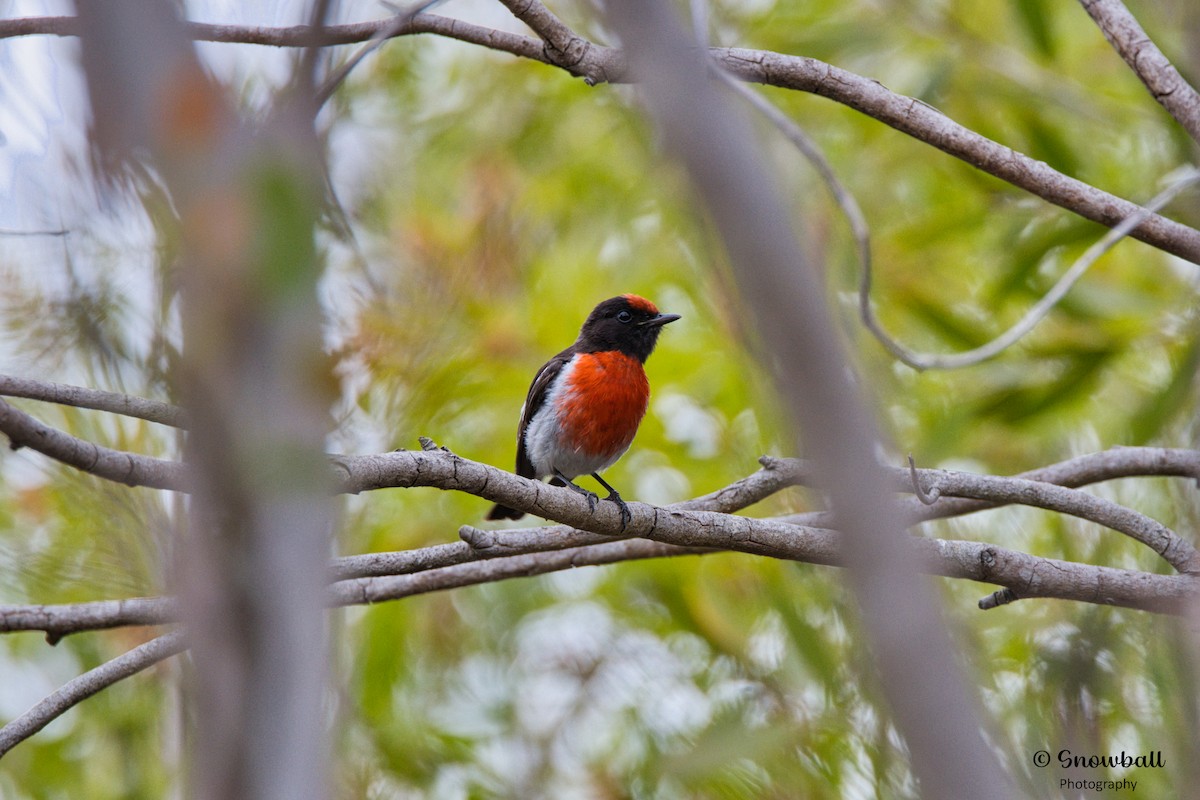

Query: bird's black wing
left=513, top=348, right=573, bottom=479
left=486, top=348, right=575, bottom=521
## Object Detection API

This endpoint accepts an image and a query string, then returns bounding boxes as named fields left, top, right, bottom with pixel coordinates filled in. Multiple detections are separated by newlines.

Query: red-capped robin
left=487, top=294, right=680, bottom=526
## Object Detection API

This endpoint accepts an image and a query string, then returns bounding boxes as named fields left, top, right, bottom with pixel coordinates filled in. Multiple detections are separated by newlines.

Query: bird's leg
left=552, top=469, right=598, bottom=513
left=590, top=472, right=631, bottom=531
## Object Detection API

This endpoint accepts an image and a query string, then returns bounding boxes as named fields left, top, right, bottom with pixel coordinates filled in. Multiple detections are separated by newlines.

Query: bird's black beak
left=640, top=313, right=681, bottom=328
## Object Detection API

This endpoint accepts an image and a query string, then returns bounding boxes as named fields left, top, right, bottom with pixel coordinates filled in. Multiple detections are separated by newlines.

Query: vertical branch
left=599, top=2, right=1016, bottom=798
left=74, top=2, right=333, bottom=799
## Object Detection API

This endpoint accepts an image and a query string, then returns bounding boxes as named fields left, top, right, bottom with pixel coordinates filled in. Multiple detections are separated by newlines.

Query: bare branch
left=3, top=14, right=1198, bottom=259
left=5, top=392, right=1195, bottom=573
left=335, top=452, right=797, bottom=580
left=4, top=387, right=1195, bottom=567
left=5, top=390, right=1199, bottom=626
left=0, top=398, right=187, bottom=490
left=0, top=630, right=186, bottom=759
left=494, top=0, right=609, bottom=84
left=1080, top=0, right=1200, bottom=145
left=0, top=596, right=177, bottom=640
left=710, top=48, right=1200, bottom=264
left=0, top=374, right=187, bottom=428
left=328, top=538, right=697, bottom=607
left=0, top=14, right=543, bottom=54
left=314, top=0, right=445, bottom=108
left=895, top=447, right=1200, bottom=525
left=919, top=538, right=1194, bottom=614
left=3, top=524, right=1193, bottom=649
left=903, top=466, right=1198, bottom=573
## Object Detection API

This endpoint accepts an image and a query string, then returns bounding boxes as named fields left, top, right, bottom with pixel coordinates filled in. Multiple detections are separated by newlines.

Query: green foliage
left=1, top=0, right=1199, bottom=797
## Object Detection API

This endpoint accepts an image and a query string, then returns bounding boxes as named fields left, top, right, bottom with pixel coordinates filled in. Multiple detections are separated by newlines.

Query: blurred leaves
left=2, top=0, right=1200, bottom=797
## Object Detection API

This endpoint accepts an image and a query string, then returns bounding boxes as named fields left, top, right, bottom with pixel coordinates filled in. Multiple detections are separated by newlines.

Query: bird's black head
left=576, top=294, right=681, bottom=363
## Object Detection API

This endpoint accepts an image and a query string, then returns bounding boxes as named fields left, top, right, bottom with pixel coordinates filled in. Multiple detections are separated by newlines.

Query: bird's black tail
left=486, top=503, right=525, bottom=521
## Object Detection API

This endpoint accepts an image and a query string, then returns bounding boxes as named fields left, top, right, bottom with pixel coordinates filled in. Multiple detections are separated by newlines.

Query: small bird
left=487, top=294, right=680, bottom=526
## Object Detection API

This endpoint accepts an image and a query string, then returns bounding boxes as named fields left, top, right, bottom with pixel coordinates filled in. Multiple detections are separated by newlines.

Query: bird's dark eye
left=616, top=310, right=633, bottom=323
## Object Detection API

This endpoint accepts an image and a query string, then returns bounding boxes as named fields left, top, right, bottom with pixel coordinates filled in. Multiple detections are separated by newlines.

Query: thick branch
left=4, top=396, right=1196, bottom=573
left=1079, top=0, right=1200, bottom=145
left=333, top=534, right=1196, bottom=615
left=494, top=0, right=610, bottom=84
left=4, top=399, right=1199, bottom=623
left=710, top=48, right=1200, bottom=264
left=2, top=15, right=1197, bottom=260
left=3, top=529, right=1194, bottom=643
left=0, top=630, right=186, bottom=759
left=334, top=452, right=795, bottom=580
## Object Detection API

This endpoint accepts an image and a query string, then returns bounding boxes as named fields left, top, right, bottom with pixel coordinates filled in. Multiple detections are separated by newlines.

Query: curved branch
left=0, top=374, right=187, bottom=428
left=1079, top=0, right=1200, bottom=145
left=781, top=447, right=1200, bottom=527
left=858, top=168, right=1200, bottom=368
left=2, top=15, right=1197, bottom=260
left=334, top=451, right=797, bottom=580
left=3, top=528, right=1193, bottom=646
left=5, top=400, right=1199, bottom=628
left=903, top=465, right=1198, bottom=573
left=315, top=1, right=446, bottom=108
left=710, top=48, right=1200, bottom=264
left=5, top=393, right=1196, bottom=573
left=0, top=398, right=187, bottom=490
left=0, top=629, right=186, bottom=759
left=5, top=392, right=1197, bottom=569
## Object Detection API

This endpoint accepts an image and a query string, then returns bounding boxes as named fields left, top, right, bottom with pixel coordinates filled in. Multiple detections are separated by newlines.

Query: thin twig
left=907, top=455, right=941, bottom=505
left=0, top=374, right=187, bottom=428
left=314, top=0, right=445, bottom=108
left=859, top=167, right=1200, bottom=369
left=0, top=629, right=186, bottom=759
left=713, top=68, right=874, bottom=302
left=0, top=227, right=69, bottom=236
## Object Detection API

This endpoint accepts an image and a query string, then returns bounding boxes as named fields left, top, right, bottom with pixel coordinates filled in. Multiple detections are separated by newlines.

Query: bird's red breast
left=556, top=350, right=650, bottom=460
